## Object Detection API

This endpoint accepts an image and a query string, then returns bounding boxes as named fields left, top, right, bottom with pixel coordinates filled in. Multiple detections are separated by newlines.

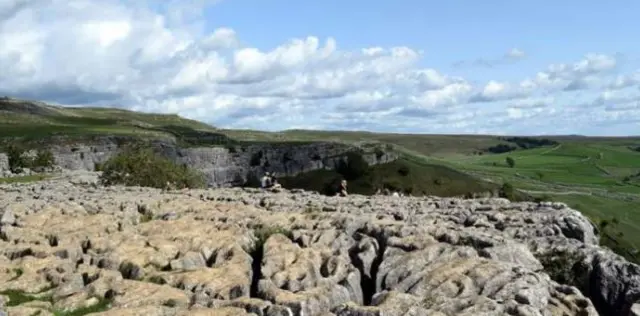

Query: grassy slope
left=278, top=156, right=502, bottom=198
left=0, top=98, right=230, bottom=146
left=406, top=141, right=640, bottom=261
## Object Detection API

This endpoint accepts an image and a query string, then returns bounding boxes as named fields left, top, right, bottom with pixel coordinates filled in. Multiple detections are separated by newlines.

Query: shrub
left=99, top=146, right=205, bottom=189
left=499, top=182, right=516, bottom=200
left=336, top=151, right=369, bottom=180
left=33, top=149, right=55, bottom=169
left=5, top=145, right=55, bottom=172
left=533, top=194, right=553, bottom=203
left=537, top=250, right=587, bottom=286
left=6, top=145, right=28, bottom=172
left=506, top=157, right=515, bottom=168
left=322, top=177, right=342, bottom=196
left=397, top=165, right=410, bottom=176
left=486, top=144, right=517, bottom=154
left=243, top=172, right=262, bottom=188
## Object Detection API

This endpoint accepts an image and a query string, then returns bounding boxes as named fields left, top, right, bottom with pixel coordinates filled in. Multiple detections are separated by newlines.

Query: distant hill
left=0, top=97, right=230, bottom=146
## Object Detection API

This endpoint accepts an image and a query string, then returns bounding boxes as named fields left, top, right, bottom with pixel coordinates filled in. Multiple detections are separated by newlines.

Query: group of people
left=260, top=172, right=282, bottom=189
left=260, top=171, right=349, bottom=197
left=258, top=170, right=410, bottom=199
left=258, top=171, right=408, bottom=198
left=375, top=188, right=405, bottom=197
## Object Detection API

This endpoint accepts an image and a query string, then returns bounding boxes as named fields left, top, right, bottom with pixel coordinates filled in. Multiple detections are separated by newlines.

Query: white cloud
left=453, top=47, right=528, bottom=68
left=506, top=48, right=526, bottom=60
left=0, top=0, right=639, bottom=135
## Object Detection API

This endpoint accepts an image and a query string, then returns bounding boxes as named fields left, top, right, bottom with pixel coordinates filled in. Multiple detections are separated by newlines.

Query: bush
left=99, top=146, right=205, bottom=189
left=336, top=151, right=369, bottom=180
left=501, top=136, right=558, bottom=149
left=5, top=145, right=55, bottom=172
left=499, top=182, right=516, bottom=200
left=485, top=144, right=517, bottom=154
left=537, top=250, right=587, bottom=286
left=506, top=157, right=515, bottom=168
left=397, top=165, right=410, bottom=176
left=33, top=149, right=55, bottom=169
left=6, top=145, right=28, bottom=172
left=322, top=177, right=343, bottom=196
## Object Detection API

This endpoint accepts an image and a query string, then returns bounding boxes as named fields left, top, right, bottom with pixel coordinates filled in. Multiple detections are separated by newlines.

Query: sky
left=1, top=0, right=640, bottom=135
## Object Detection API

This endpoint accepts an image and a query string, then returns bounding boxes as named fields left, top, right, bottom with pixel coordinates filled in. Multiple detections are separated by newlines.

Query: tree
left=99, top=146, right=205, bottom=189
left=506, top=156, right=515, bottom=168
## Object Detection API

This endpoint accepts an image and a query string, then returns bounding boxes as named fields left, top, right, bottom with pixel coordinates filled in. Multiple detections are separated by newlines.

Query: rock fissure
left=249, top=241, right=265, bottom=300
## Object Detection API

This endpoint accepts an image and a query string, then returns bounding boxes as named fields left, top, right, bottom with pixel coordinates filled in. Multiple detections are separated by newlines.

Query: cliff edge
left=0, top=97, right=398, bottom=187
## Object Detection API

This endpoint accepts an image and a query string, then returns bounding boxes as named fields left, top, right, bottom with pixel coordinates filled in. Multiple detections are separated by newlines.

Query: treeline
left=485, top=137, right=559, bottom=154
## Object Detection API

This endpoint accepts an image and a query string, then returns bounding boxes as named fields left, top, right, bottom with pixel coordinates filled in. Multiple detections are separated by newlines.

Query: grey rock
left=54, top=273, right=85, bottom=299
left=0, top=153, right=8, bottom=172
left=0, top=206, right=15, bottom=226
left=2, top=175, right=639, bottom=315
left=170, top=251, right=206, bottom=271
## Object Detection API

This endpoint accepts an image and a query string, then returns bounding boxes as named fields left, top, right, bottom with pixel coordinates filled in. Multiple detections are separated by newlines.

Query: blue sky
left=207, top=0, right=640, bottom=70
left=1, top=0, right=639, bottom=135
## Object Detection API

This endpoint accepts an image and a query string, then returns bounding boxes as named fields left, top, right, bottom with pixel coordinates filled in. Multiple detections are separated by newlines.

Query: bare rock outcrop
left=0, top=173, right=638, bottom=315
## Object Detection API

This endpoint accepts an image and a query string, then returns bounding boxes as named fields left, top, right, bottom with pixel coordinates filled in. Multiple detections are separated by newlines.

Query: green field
left=2, top=97, right=640, bottom=263
left=416, top=142, right=640, bottom=260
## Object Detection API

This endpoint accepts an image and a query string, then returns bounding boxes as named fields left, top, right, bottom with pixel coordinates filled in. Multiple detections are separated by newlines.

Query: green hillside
left=0, top=97, right=230, bottom=146
left=422, top=142, right=640, bottom=262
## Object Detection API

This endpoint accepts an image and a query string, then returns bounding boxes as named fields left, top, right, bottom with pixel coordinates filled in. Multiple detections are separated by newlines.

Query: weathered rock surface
left=0, top=172, right=638, bottom=315
left=0, top=137, right=397, bottom=187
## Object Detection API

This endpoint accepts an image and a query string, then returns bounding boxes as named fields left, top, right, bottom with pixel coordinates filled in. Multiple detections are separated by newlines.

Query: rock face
left=0, top=154, right=8, bottom=176
left=0, top=137, right=397, bottom=186
left=0, top=173, right=638, bottom=316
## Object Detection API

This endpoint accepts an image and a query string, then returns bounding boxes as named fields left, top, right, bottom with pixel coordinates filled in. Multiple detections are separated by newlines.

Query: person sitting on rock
left=261, top=172, right=272, bottom=189
left=337, top=179, right=348, bottom=197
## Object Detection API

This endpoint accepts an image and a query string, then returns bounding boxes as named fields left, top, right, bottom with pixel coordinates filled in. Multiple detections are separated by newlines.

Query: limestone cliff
left=0, top=136, right=398, bottom=186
